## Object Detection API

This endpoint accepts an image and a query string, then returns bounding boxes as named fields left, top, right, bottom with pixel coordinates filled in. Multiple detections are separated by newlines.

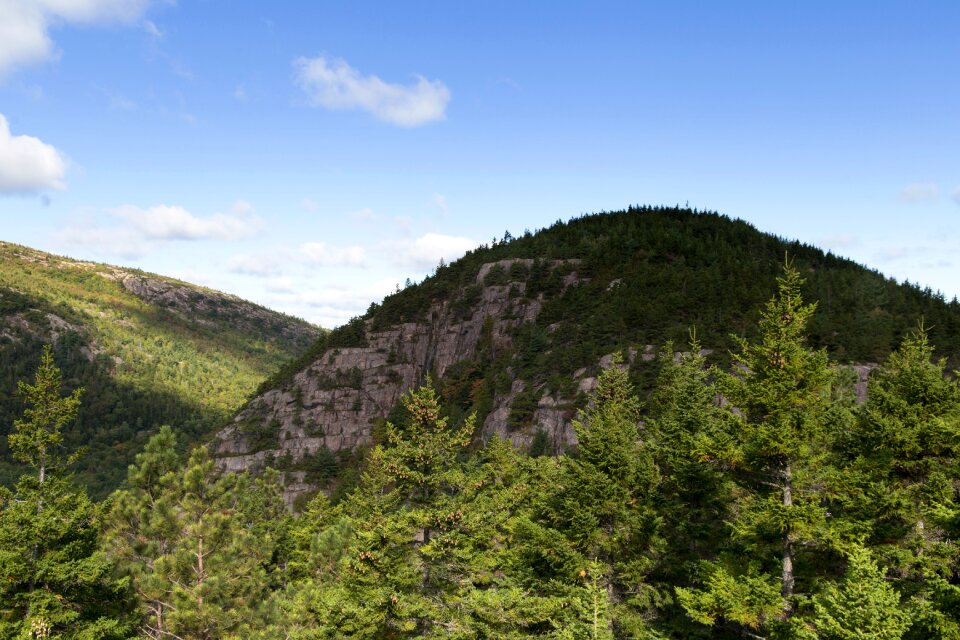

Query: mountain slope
left=213, top=207, right=960, bottom=506
left=0, top=241, right=321, bottom=497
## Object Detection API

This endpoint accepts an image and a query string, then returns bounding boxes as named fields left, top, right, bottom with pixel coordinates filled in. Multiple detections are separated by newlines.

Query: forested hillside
left=0, top=241, right=321, bottom=497
left=216, top=207, right=960, bottom=504
left=3, top=262, right=958, bottom=639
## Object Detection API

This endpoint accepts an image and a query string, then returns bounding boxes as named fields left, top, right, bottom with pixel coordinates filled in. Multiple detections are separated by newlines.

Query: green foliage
left=811, top=546, right=910, bottom=640
left=0, top=350, right=134, bottom=639
left=645, top=342, right=735, bottom=634
left=8, top=345, right=83, bottom=482
left=0, top=242, right=319, bottom=498
left=833, top=327, right=960, bottom=640
left=8, top=210, right=960, bottom=637
left=105, top=431, right=288, bottom=639
left=679, top=264, right=844, bottom=634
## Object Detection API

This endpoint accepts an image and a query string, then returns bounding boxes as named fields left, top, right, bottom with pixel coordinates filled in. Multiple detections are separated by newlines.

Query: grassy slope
left=0, top=241, right=320, bottom=497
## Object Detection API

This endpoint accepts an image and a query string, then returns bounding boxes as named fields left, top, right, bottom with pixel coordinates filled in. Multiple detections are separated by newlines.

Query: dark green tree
left=835, top=328, right=960, bottom=639
left=0, top=345, right=133, bottom=638
left=545, top=361, right=662, bottom=637
left=678, top=264, right=840, bottom=635
left=645, top=340, right=734, bottom=635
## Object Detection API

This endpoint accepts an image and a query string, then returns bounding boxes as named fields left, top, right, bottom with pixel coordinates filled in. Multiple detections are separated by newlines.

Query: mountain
left=0, top=241, right=321, bottom=497
left=212, top=206, right=960, bottom=507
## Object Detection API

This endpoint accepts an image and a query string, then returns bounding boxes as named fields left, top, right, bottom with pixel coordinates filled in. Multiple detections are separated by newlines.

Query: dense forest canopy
left=245, top=207, right=960, bottom=500
left=2, top=258, right=959, bottom=638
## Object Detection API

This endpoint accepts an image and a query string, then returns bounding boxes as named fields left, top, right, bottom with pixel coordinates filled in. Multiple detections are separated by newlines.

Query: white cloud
left=0, top=113, right=66, bottom=193
left=228, top=252, right=285, bottom=277
left=899, top=182, right=939, bottom=203
left=300, top=241, right=366, bottom=267
left=58, top=203, right=262, bottom=256
left=110, top=204, right=260, bottom=240
left=231, top=199, right=254, bottom=217
left=143, top=19, right=162, bottom=39
left=294, top=56, right=450, bottom=127
left=0, top=0, right=156, bottom=77
left=264, top=276, right=295, bottom=294
left=385, top=232, right=477, bottom=270
left=263, top=277, right=397, bottom=328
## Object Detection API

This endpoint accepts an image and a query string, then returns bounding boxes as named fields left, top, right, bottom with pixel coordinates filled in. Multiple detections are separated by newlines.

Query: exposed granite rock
left=213, top=259, right=581, bottom=505
left=118, top=273, right=320, bottom=347
left=850, top=363, right=878, bottom=404
left=213, top=256, right=880, bottom=507
left=0, top=309, right=104, bottom=362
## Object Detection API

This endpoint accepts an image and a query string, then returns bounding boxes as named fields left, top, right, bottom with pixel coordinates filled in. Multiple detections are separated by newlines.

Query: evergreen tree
left=835, top=328, right=960, bottom=639
left=546, top=361, right=662, bottom=637
left=810, top=546, right=910, bottom=640
left=105, top=430, right=281, bottom=639
left=678, top=264, right=840, bottom=635
left=0, top=345, right=133, bottom=639
left=646, top=340, right=734, bottom=635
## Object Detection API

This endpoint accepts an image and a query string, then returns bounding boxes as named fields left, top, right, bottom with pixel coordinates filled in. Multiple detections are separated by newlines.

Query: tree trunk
left=781, top=462, right=794, bottom=608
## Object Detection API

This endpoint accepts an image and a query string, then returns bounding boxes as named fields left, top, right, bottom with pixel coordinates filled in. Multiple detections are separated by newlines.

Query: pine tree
left=811, top=546, right=910, bottom=640
left=0, top=345, right=133, bottom=639
left=836, top=328, right=960, bottom=639
left=545, top=361, right=662, bottom=637
left=678, top=263, right=840, bottom=634
left=646, top=340, right=734, bottom=634
left=105, top=430, right=281, bottom=639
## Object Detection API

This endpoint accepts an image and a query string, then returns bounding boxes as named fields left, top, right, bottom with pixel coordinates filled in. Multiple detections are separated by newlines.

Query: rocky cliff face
left=214, top=259, right=590, bottom=500
left=212, top=255, right=882, bottom=507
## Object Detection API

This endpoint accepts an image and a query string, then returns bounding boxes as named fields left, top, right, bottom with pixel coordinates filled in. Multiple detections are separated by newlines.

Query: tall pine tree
left=0, top=345, right=133, bottom=639
left=678, top=263, right=839, bottom=636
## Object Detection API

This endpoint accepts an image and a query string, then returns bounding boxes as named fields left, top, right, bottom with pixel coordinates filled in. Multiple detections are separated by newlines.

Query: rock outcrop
left=213, top=259, right=587, bottom=502
left=117, top=273, right=320, bottom=348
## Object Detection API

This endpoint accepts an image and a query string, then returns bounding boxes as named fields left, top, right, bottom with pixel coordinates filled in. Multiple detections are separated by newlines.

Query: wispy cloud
left=384, top=232, right=477, bottom=270
left=300, top=241, right=366, bottom=267
left=348, top=207, right=376, bottom=222
left=58, top=201, right=262, bottom=257
left=0, top=113, right=66, bottom=193
left=228, top=252, right=286, bottom=277
left=143, top=19, right=162, bottom=39
left=899, top=182, right=939, bottom=203
left=952, top=186, right=960, bottom=206
left=294, top=56, right=450, bottom=127
left=0, top=0, right=158, bottom=77
left=268, top=278, right=397, bottom=327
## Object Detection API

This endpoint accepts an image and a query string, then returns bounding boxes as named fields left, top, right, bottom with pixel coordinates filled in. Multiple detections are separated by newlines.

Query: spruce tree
left=546, top=361, right=661, bottom=637
left=677, top=264, right=839, bottom=635
left=0, top=345, right=133, bottom=639
left=646, top=341, right=734, bottom=635
left=810, top=546, right=910, bottom=640
left=836, top=328, right=960, bottom=639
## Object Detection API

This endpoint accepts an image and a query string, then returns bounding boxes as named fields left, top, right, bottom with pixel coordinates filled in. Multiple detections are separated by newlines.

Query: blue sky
left=1, top=1, right=958, bottom=326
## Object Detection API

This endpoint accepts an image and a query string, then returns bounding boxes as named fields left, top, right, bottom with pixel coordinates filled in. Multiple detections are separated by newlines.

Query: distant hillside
left=0, top=241, right=322, bottom=497
left=213, top=206, right=960, bottom=506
